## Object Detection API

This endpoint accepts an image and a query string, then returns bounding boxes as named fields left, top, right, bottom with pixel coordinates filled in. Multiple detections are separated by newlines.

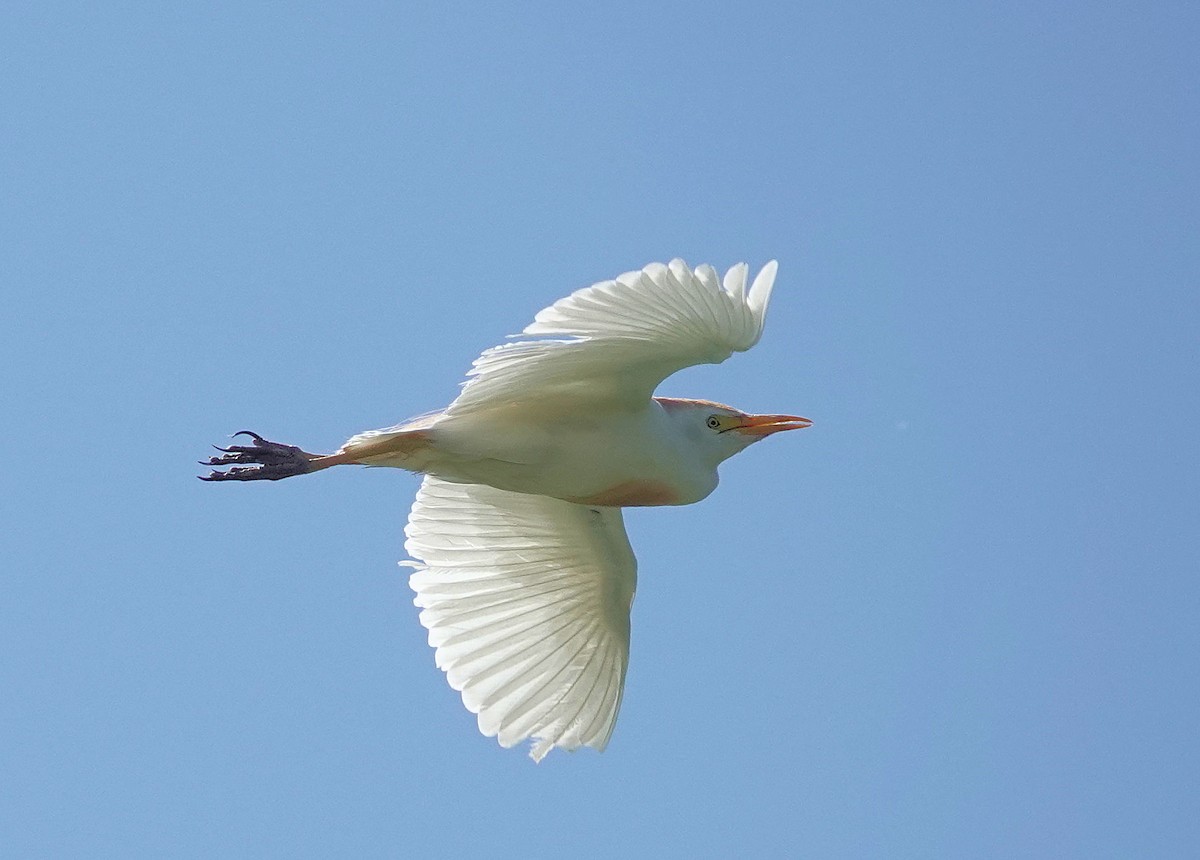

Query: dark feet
left=199, top=431, right=317, bottom=482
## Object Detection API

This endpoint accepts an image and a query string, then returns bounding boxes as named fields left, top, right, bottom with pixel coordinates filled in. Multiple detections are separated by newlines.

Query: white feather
left=405, top=476, right=637, bottom=762
left=445, top=260, right=778, bottom=417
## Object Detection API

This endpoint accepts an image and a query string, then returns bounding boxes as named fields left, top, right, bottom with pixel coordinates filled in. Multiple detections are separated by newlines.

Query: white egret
left=202, top=259, right=810, bottom=761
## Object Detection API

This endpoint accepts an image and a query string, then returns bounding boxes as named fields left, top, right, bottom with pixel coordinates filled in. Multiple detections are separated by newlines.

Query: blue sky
left=2, top=2, right=1197, bottom=856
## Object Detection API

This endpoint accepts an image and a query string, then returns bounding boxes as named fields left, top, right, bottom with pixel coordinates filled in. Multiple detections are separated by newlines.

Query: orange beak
left=734, top=414, right=814, bottom=437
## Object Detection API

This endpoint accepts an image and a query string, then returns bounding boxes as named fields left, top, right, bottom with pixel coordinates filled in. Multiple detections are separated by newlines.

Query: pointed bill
left=734, top=413, right=813, bottom=436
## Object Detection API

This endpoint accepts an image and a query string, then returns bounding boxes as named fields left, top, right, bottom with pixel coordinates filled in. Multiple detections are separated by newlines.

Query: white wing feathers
left=405, top=476, right=637, bottom=762
left=446, top=259, right=778, bottom=415
left=402, top=260, right=778, bottom=760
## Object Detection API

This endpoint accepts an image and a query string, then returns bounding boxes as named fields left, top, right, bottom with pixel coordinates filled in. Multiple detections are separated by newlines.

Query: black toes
left=198, top=431, right=314, bottom=482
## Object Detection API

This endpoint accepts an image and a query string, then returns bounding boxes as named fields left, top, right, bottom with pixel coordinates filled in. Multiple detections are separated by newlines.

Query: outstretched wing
left=445, top=259, right=778, bottom=416
left=404, top=476, right=637, bottom=762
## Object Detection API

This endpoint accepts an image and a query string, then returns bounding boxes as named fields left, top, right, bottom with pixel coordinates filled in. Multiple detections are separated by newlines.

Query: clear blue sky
left=2, top=2, right=1197, bottom=857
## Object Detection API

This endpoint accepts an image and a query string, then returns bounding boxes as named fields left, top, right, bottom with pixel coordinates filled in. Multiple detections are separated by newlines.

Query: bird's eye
left=706, top=416, right=721, bottom=430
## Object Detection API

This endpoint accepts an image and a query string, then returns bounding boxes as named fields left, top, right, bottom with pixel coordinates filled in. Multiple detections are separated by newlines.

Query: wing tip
left=745, top=259, right=779, bottom=335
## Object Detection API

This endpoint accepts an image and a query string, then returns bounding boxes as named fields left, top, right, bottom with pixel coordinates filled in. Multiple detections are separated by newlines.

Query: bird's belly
left=459, top=468, right=711, bottom=507
left=566, top=480, right=681, bottom=507
left=421, top=409, right=717, bottom=507
left=425, top=456, right=710, bottom=507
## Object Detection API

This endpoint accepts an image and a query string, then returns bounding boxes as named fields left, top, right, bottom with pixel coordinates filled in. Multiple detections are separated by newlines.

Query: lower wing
left=404, top=476, right=638, bottom=761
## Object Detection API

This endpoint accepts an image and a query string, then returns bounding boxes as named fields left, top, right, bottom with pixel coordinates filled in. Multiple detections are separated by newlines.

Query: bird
left=201, top=258, right=810, bottom=761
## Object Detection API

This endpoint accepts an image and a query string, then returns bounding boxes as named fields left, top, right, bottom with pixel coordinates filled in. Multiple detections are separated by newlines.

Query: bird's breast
left=567, top=480, right=681, bottom=507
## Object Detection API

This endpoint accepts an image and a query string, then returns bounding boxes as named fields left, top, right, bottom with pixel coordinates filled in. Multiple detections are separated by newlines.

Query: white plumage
left=447, top=260, right=777, bottom=417
left=405, top=478, right=635, bottom=762
left=203, top=258, right=809, bottom=762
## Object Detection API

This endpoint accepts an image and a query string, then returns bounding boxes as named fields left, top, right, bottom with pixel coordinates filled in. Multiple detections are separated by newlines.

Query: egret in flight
left=202, top=259, right=810, bottom=761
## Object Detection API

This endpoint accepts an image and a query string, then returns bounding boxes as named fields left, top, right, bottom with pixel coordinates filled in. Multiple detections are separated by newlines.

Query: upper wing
left=404, top=475, right=637, bottom=762
left=445, top=259, right=779, bottom=417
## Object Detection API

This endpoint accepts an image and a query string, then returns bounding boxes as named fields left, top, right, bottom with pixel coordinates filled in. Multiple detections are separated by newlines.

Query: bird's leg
left=199, top=431, right=357, bottom=482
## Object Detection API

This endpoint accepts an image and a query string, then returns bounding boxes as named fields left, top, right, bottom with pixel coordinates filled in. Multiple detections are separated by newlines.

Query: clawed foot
left=199, top=431, right=318, bottom=482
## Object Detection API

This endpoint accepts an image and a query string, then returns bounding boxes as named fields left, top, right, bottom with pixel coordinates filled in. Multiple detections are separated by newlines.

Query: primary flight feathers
left=446, top=259, right=778, bottom=415
left=405, top=477, right=635, bottom=762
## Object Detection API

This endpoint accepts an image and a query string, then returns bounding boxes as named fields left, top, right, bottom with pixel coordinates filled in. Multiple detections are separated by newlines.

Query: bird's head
left=657, top=397, right=812, bottom=466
